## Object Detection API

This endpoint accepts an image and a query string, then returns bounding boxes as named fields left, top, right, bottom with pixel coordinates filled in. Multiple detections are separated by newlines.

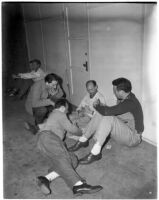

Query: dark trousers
left=32, top=105, right=53, bottom=125
left=37, top=131, right=81, bottom=189
left=14, top=79, right=33, bottom=97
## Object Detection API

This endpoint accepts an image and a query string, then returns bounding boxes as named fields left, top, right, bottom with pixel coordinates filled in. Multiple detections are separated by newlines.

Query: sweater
left=95, top=93, right=144, bottom=133
left=39, top=109, right=80, bottom=140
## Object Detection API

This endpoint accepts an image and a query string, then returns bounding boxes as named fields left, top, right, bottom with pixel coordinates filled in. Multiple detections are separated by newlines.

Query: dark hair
left=112, top=78, right=132, bottom=93
left=45, top=73, right=58, bottom=83
left=29, top=59, right=41, bottom=66
left=55, top=98, right=69, bottom=109
left=86, top=80, right=97, bottom=87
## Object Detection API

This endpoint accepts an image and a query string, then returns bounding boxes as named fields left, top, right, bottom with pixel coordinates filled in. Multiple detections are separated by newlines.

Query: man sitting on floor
left=69, top=78, right=144, bottom=165
left=68, top=80, right=106, bottom=139
left=36, top=98, right=103, bottom=195
left=25, top=73, right=65, bottom=133
left=8, top=59, right=46, bottom=99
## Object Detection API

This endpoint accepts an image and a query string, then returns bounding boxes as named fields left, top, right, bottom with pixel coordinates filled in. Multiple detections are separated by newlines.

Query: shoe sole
left=36, top=178, right=51, bottom=195
left=24, top=122, right=37, bottom=135
left=69, top=142, right=89, bottom=152
left=74, top=187, right=103, bottom=196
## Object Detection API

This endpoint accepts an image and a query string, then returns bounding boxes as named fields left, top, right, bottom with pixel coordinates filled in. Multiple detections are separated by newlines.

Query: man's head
left=45, top=73, right=59, bottom=89
left=29, top=59, right=41, bottom=71
left=112, top=78, right=132, bottom=100
left=54, top=98, right=69, bottom=113
left=86, top=80, right=98, bottom=98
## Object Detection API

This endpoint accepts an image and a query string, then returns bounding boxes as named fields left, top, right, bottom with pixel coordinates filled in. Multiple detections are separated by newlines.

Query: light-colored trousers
left=83, top=112, right=141, bottom=147
left=69, top=112, right=91, bottom=129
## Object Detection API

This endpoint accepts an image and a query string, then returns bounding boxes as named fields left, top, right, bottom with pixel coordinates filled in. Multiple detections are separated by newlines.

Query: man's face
left=46, top=80, right=58, bottom=89
left=30, top=62, right=39, bottom=71
left=86, top=83, right=97, bottom=98
left=113, top=86, right=123, bottom=100
left=60, top=103, right=68, bottom=114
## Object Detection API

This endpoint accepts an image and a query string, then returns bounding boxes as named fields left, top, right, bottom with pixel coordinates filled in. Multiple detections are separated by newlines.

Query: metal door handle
left=83, top=61, right=88, bottom=71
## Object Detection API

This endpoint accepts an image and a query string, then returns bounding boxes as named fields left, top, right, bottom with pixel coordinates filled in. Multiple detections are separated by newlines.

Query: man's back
left=39, top=109, right=79, bottom=140
left=25, top=79, right=47, bottom=115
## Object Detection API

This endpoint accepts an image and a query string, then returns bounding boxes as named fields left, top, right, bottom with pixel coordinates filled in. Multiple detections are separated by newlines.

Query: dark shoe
left=9, top=88, right=19, bottom=97
left=24, top=122, right=39, bottom=135
left=79, top=153, right=102, bottom=165
left=68, top=140, right=89, bottom=152
left=73, top=182, right=103, bottom=195
left=37, top=176, right=51, bottom=195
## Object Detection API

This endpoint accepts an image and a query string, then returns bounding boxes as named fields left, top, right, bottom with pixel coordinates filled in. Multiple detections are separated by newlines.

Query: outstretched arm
left=94, top=99, right=133, bottom=116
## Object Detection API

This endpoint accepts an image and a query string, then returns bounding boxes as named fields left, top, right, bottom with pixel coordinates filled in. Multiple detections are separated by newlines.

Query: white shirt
left=77, top=91, right=106, bottom=117
left=19, top=68, right=46, bottom=82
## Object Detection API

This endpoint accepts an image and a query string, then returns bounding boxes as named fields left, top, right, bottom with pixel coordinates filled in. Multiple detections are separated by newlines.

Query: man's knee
left=100, top=116, right=115, bottom=126
left=127, top=134, right=142, bottom=147
left=33, top=106, right=47, bottom=115
left=33, top=107, right=48, bottom=124
left=112, top=131, right=142, bottom=147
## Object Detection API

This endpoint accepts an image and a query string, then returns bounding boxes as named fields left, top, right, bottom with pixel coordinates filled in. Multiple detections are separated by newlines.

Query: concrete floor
left=3, top=96, right=157, bottom=199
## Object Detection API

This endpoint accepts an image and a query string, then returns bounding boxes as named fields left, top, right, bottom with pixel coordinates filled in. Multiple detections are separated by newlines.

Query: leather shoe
left=73, top=182, right=103, bottom=195
left=68, top=140, right=89, bottom=152
left=79, top=153, right=102, bottom=165
left=37, top=176, right=51, bottom=195
left=24, top=122, right=39, bottom=135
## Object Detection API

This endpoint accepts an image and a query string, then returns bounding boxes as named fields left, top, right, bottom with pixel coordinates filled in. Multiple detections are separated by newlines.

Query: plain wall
left=142, top=4, right=157, bottom=144
left=88, top=3, right=157, bottom=145
left=88, top=4, right=143, bottom=105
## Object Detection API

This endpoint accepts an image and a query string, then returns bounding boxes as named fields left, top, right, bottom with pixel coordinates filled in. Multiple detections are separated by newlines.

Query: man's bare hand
left=12, top=74, right=20, bottom=79
left=93, top=99, right=101, bottom=108
left=84, top=105, right=92, bottom=114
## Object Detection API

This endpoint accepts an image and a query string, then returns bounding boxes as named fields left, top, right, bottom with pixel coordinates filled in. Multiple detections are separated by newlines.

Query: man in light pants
left=69, top=78, right=144, bottom=165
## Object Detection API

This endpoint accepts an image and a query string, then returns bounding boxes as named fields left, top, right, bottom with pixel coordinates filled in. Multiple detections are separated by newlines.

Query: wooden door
left=65, top=3, right=90, bottom=106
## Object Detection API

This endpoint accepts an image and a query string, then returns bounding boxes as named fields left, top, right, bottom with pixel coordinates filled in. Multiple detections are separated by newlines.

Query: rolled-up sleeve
left=19, top=71, right=41, bottom=79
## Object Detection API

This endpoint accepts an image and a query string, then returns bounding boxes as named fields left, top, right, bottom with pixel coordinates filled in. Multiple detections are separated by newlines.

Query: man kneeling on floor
left=36, top=98, right=103, bottom=196
left=69, top=78, right=144, bottom=165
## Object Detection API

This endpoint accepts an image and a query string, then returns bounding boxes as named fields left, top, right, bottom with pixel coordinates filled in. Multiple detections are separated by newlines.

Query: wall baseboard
left=142, top=137, right=157, bottom=146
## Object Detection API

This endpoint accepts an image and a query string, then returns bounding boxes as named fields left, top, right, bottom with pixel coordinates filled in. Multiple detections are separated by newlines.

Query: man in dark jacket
left=69, top=78, right=144, bottom=165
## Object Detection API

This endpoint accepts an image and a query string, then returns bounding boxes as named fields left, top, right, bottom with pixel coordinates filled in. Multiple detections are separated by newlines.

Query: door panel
left=70, top=39, right=88, bottom=67
left=71, top=67, right=89, bottom=105
left=65, top=4, right=90, bottom=106
left=69, top=39, right=89, bottom=105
